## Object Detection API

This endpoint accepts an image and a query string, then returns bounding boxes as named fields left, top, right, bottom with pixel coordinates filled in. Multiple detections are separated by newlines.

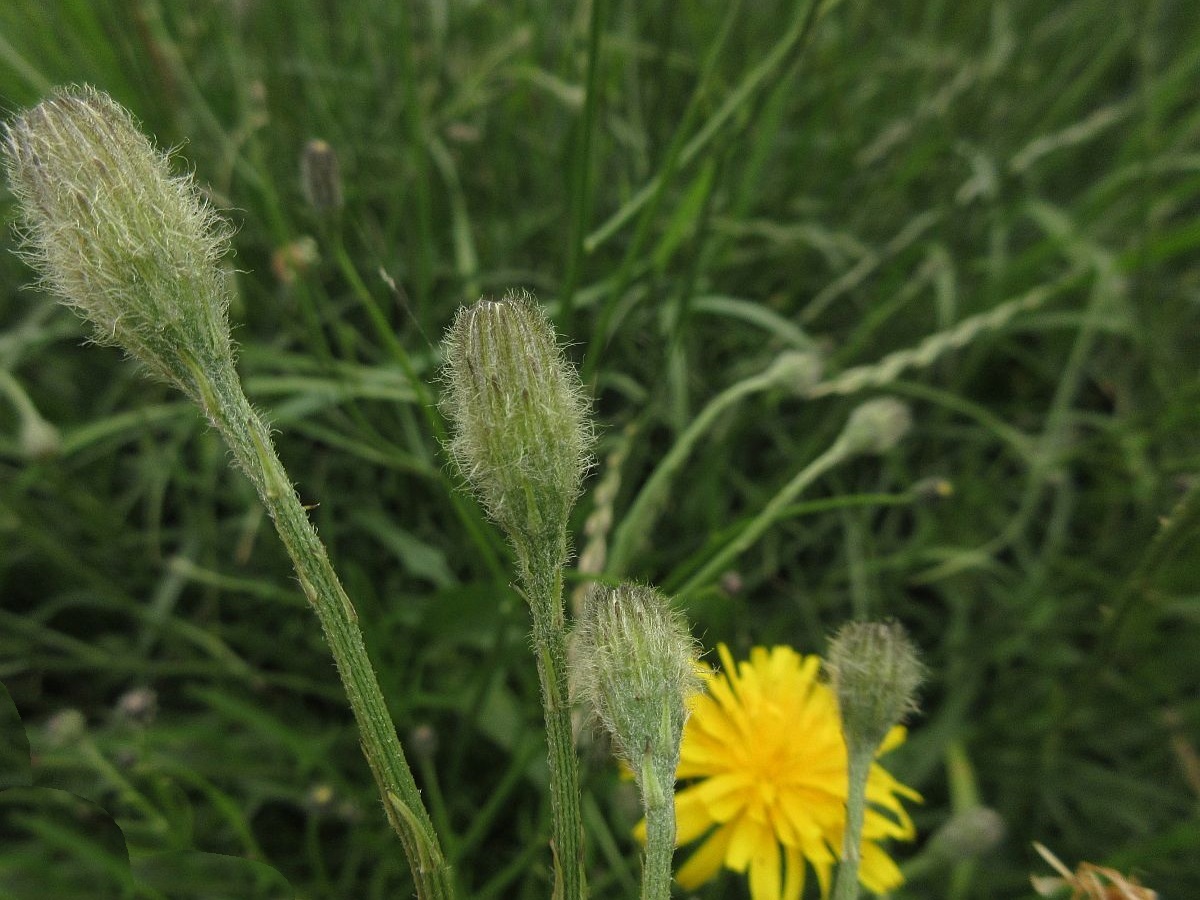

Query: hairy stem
left=640, top=762, right=677, bottom=900
left=520, top=540, right=587, bottom=900
left=832, top=744, right=875, bottom=900
left=199, top=364, right=455, bottom=900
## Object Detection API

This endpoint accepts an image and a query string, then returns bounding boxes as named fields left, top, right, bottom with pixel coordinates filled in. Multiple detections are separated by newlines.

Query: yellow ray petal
left=859, top=840, right=905, bottom=893
left=677, top=822, right=735, bottom=889
left=782, top=845, right=806, bottom=900
left=748, top=840, right=783, bottom=900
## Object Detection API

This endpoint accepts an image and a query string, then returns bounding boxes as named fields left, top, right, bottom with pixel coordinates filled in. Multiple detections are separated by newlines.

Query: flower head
left=573, top=583, right=701, bottom=797
left=4, top=87, right=235, bottom=401
left=671, top=644, right=920, bottom=900
left=827, top=620, right=924, bottom=755
left=440, top=293, right=593, bottom=557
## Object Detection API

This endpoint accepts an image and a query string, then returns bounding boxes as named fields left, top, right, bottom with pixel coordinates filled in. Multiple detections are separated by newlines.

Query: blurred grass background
left=1, top=0, right=1198, bottom=897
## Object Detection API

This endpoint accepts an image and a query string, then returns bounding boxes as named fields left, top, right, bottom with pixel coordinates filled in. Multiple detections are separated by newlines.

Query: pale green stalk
left=608, top=351, right=819, bottom=576
left=641, top=764, right=677, bottom=900
left=195, top=364, right=455, bottom=900
left=4, top=87, right=454, bottom=900
left=831, top=745, right=874, bottom=900
left=520, top=542, right=587, bottom=900
left=675, top=398, right=911, bottom=598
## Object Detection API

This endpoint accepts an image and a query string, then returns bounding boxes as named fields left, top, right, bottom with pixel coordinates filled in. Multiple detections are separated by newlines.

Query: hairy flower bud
left=572, top=583, right=700, bottom=792
left=827, top=620, right=924, bottom=753
left=3, top=87, right=235, bottom=401
left=441, top=293, right=593, bottom=553
left=839, top=397, right=913, bottom=456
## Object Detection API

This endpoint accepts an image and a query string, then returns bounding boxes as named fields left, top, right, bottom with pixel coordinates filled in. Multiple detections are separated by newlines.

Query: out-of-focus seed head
left=440, top=292, right=593, bottom=554
left=3, top=86, right=235, bottom=400
left=827, top=620, right=924, bottom=753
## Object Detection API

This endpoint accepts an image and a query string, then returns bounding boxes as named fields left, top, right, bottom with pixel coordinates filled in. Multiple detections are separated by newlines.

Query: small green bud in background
left=43, top=709, right=87, bottom=749
left=0, top=370, right=62, bottom=460
left=300, top=139, right=343, bottom=214
left=765, top=349, right=824, bottom=397
left=572, top=583, right=700, bottom=785
left=925, top=807, right=1006, bottom=863
left=827, top=619, right=924, bottom=753
left=441, top=292, right=593, bottom=554
left=18, top=412, right=62, bottom=461
left=839, top=397, right=912, bottom=456
left=3, top=87, right=236, bottom=403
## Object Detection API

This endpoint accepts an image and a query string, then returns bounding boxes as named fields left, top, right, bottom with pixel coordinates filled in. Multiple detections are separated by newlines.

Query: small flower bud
left=114, top=687, right=158, bottom=726
left=765, top=349, right=823, bottom=396
left=925, top=807, right=1006, bottom=862
left=827, top=620, right=924, bottom=753
left=19, top=413, right=62, bottom=460
left=572, top=583, right=700, bottom=792
left=441, top=293, right=593, bottom=552
left=44, top=709, right=87, bottom=748
left=912, top=476, right=954, bottom=502
left=3, top=87, right=236, bottom=401
left=305, top=783, right=337, bottom=815
left=408, top=723, right=439, bottom=762
left=839, top=397, right=912, bottom=456
left=300, top=139, right=343, bottom=214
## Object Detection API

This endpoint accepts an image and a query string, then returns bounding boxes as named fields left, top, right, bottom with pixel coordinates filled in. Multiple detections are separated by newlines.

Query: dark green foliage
left=1, top=1, right=1197, bottom=897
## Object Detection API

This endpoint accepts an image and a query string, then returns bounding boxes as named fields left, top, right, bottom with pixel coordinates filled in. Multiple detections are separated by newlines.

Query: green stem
left=640, top=763, right=677, bottom=900
left=832, top=744, right=875, bottom=900
left=198, top=364, right=454, bottom=900
left=559, top=0, right=607, bottom=335
left=520, top=540, right=587, bottom=900
left=674, top=438, right=850, bottom=597
left=608, top=362, right=782, bottom=576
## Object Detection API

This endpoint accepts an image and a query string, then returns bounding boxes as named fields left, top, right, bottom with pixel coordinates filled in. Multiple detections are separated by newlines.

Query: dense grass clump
left=1, top=1, right=1197, bottom=898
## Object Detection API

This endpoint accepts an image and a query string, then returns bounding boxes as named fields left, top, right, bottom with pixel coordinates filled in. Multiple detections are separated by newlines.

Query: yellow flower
left=672, top=644, right=920, bottom=900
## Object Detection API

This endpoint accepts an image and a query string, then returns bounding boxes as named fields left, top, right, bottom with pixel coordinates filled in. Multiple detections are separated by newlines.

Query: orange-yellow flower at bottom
left=670, top=644, right=920, bottom=900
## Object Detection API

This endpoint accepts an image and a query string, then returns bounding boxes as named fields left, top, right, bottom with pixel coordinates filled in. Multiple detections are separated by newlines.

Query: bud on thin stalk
left=827, top=621, right=924, bottom=900
left=675, top=397, right=914, bottom=598
left=440, top=293, right=594, bottom=900
left=3, top=87, right=453, bottom=900
left=573, top=583, right=701, bottom=900
left=301, top=138, right=343, bottom=215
